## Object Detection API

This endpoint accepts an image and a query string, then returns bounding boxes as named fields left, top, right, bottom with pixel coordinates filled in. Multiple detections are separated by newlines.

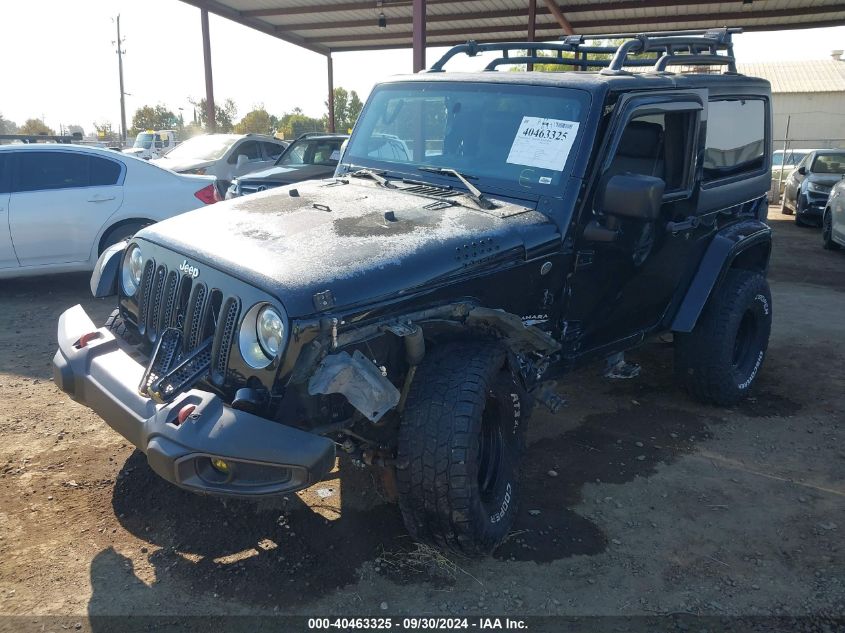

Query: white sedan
left=0, top=144, right=219, bottom=279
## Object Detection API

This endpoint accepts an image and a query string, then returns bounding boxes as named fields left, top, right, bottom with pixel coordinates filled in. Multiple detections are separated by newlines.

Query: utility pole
left=114, top=15, right=127, bottom=146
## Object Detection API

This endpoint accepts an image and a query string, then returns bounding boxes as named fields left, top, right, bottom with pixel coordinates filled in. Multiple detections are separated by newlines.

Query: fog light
left=211, top=458, right=231, bottom=475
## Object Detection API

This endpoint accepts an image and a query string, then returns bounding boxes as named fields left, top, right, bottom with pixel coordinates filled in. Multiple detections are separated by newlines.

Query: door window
left=261, top=142, right=285, bottom=161
left=89, top=156, right=122, bottom=186
left=703, top=99, right=766, bottom=181
left=0, top=154, right=9, bottom=194
left=606, top=111, right=695, bottom=194
left=229, top=141, right=262, bottom=163
left=17, top=151, right=89, bottom=192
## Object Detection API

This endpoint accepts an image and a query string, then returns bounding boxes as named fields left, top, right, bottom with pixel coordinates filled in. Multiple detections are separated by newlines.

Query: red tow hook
left=176, top=404, right=197, bottom=426
left=75, top=331, right=102, bottom=349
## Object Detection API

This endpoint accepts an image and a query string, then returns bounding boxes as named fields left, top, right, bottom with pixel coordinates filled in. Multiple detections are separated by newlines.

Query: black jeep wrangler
left=53, top=29, right=773, bottom=556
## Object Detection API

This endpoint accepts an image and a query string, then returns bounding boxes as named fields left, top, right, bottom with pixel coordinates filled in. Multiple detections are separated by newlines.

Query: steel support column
left=201, top=9, right=216, bottom=132
left=527, top=0, right=537, bottom=71
left=327, top=54, right=336, bottom=133
left=412, top=0, right=426, bottom=72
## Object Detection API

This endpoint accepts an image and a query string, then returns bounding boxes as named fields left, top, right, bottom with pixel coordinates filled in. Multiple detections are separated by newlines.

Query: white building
left=738, top=51, right=845, bottom=150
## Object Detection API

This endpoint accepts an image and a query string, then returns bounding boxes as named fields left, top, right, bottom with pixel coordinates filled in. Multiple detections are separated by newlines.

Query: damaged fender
left=307, top=349, right=400, bottom=422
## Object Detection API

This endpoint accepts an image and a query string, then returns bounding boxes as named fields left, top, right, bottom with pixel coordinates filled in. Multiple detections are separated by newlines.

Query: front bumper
left=53, top=305, right=335, bottom=498
left=799, top=194, right=828, bottom=221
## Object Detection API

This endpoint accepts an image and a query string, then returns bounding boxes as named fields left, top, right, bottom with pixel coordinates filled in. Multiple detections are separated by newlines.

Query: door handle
left=88, top=195, right=116, bottom=203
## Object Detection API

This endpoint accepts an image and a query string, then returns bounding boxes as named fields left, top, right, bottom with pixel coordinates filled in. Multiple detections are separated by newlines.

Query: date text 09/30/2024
left=307, top=617, right=528, bottom=630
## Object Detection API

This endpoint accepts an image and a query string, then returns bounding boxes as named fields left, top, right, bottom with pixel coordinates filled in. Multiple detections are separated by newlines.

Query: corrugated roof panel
left=738, top=59, right=845, bottom=93
left=181, top=0, right=845, bottom=54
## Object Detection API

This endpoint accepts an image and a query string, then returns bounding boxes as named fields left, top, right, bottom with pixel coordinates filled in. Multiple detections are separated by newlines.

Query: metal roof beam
left=179, top=0, right=330, bottom=54
left=242, top=0, right=454, bottom=18
left=542, top=0, right=574, bottom=34
left=312, top=5, right=845, bottom=45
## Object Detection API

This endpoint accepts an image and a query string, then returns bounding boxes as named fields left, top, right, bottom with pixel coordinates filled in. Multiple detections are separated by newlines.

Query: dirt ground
left=0, top=211, right=843, bottom=626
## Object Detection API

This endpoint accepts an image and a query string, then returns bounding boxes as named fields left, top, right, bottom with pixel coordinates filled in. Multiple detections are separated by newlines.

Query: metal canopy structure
left=182, top=0, right=845, bottom=54
left=178, top=0, right=845, bottom=130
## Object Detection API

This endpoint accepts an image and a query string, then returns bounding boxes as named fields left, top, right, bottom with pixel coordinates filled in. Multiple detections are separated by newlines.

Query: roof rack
left=296, top=131, right=330, bottom=139
left=428, top=28, right=740, bottom=75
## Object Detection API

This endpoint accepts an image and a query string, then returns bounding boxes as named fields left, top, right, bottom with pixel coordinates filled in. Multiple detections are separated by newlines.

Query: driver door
left=563, top=91, right=710, bottom=358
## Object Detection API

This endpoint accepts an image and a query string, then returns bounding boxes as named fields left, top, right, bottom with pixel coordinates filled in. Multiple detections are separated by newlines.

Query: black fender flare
left=90, top=241, right=126, bottom=298
left=670, top=219, right=772, bottom=333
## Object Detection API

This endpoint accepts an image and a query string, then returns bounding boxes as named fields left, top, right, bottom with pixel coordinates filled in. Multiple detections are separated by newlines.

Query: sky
left=1, top=0, right=844, bottom=135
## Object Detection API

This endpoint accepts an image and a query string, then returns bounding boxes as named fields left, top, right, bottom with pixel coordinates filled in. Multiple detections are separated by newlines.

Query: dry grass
left=377, top=542, right=483, bottom=586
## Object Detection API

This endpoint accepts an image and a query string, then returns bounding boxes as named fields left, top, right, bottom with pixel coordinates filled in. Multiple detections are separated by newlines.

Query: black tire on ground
left=674, top=270, right=772, bottom=406
left=793, top=197, right=809, bottom=226
left=780, top=195, right=792, bottom=215
left=99, top=221, right=150, bottom=255
left=822, top=209, right=839, bottom=250
left=396, top=342, right=528, bottom=557
left=105, top=309, right=140, bottom=345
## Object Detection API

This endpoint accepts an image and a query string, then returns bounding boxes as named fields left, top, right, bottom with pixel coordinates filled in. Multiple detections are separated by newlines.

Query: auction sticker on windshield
left=506, top=116, right=580, bottom=172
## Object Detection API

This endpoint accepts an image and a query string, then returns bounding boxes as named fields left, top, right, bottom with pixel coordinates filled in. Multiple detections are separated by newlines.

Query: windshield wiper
left=417, top=167, right=495, bottom=210
left=348, top=167, right=396, bottom=189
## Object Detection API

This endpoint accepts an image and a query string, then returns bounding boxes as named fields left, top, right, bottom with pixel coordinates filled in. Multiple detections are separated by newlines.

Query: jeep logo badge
left=179, top=260, right=200, bottom=279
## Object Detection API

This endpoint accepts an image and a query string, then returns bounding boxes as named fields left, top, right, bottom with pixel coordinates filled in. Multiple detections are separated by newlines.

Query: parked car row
left=778, top=148, right=845, bottom=251
left=0, top=144, right=220, bottom=278
left=0, top=131, right=354, bottom=278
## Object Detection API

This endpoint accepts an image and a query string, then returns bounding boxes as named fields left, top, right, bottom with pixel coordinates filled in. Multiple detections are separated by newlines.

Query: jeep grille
left=135, top=258, right=241, bottom=388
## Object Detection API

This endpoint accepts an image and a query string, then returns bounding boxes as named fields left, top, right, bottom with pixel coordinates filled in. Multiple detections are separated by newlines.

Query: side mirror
left=797, top=166, right=807, bottom=176
left=236, top=154, right=249, bottom=167
left=599, top=173, right=665, bottom=221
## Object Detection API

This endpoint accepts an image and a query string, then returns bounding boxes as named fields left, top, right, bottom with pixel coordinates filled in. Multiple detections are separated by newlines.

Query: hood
left=137, top=179, right=558, bottom=318
left=237, top=164, right=335, bottom=185
left=123, top=147, right=147, bottom=156
left=808, top=173, right=844, bottom=188
left=150, top=157, right=213, bottom=173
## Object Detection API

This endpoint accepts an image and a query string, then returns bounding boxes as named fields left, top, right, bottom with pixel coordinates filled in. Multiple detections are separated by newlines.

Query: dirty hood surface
left=237, top=164, right=335, bottom=185
left=138, top=178, right=558, bottom=317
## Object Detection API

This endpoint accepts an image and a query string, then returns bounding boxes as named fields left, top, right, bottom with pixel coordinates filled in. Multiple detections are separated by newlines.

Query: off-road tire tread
left=674, top=270, right=771, bottom=406
left=396, top=343, right=509, bottom=557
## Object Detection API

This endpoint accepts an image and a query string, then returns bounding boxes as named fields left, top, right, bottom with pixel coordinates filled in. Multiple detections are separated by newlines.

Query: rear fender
left=90, top=242, right=126, bottom=298
left=670, top=219, right=772, bottom=333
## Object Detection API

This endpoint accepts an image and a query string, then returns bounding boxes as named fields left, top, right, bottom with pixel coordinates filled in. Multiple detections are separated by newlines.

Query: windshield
left=811, top=153, right=845, bottom=174
left=342, top=82, right=589, bottom=192
left=134, top=133, right=154, bottom=149
left=164, top=134, right=238, bottom=161
left=278, top=138, right=344, bottom=167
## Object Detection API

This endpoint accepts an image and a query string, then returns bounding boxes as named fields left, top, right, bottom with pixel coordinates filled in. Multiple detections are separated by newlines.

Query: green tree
left=325, top=87, right=364, bottom=133
left=131, top=105, right=178, bottom=136
left=19, top=118, right=55, bottom=135
left=190, top=97, right=237, bottom=133
left=277, top=108, right=325, bottom=139
left=0, top=113, right=17, bottom=134
left=234, top=107, right=274, bottom=134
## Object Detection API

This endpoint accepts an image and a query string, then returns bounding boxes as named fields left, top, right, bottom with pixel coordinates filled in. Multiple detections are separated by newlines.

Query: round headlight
left=121, top=244, right=144, bottom=296
left=256, top=306, right=284, bottom=358
left=238, top=303, right=287, bottom=369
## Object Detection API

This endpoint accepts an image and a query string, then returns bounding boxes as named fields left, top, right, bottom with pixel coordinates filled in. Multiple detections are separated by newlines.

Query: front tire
left=396, top=343, right=527, bottom=557
left=99, top=221, right=151, bottom=255
left=822, top=210, right=839, bottom=250
left=674, top=270, right=772, bottom=406
left=780, top=195, right=792, bottom=215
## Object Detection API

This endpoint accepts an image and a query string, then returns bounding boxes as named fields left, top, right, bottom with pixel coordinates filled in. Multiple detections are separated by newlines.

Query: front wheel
left=822, top=210, right=839, bottom=250
left=780, top=195, right=792, bottom=215
left=674, top=270, right=772, bottom=406
left=396, top=343, right=527, bottom=557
